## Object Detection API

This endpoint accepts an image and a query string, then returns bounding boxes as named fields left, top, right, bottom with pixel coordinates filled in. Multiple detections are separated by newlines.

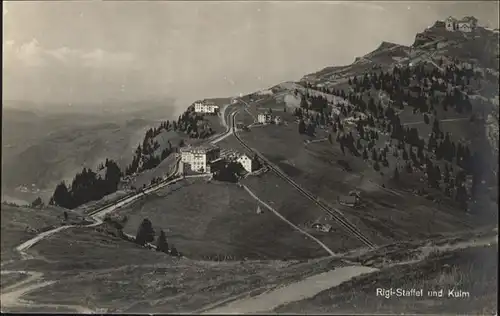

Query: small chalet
left=338, top=191, right=361, bottom=207
left=311, top=217, right=333, bottom=233
left=339, top=196, right=358, bottom=207
left=312, top=222, right=332, bottom=233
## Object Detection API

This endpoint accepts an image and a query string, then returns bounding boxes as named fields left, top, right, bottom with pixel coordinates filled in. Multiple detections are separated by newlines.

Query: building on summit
left=445, top=16, right=478, bottom=32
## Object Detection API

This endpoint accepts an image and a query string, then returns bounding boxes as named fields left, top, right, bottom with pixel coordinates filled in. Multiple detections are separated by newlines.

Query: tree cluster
left=135, top=218, right=181, bottom=257
left=177, top=108, right=215, bottom=139
left=297, top=56, right=487, bottom=211
left=125, top=125, right=175, bottom=176
left=50, top=159, right=122, bottom=209
left=213, top=161, right=246, bottom=183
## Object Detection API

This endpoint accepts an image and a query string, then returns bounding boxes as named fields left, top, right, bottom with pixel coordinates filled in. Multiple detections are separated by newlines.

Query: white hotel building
left=257, top=112, right=273, bottom=124
left=194, top=100, right=219, bottom=114
left=180, top=145, right=221, bottom=173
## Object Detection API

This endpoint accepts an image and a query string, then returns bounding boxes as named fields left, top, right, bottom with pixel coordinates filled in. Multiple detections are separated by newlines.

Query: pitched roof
left=194, top=100, right=217, bottom=106
left=339, top=195, right=358, bottom=204
left=460, top=16, right=478, bottom=22
left=238, top=154, right=251, bottom=160
left=180, top=144, right=220, bottom=154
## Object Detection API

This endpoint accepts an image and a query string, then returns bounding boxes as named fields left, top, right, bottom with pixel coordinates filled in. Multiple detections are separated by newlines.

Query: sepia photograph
left=1, top=1, right=498, bottom=314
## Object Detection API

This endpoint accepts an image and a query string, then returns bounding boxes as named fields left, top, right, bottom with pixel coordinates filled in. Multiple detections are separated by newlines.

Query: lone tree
left=31, top=197, right=43, bottom=208
left=423, top=113, right=430, bottom=125
left=298, top=119, right=306, bottom=134
left=393, top=167, right=400, bottom=181
left=156, top=229, right=169, bottom=253
left=300, top=95, right=309, bottom=109
left=135, top=218, right=155, bottom=246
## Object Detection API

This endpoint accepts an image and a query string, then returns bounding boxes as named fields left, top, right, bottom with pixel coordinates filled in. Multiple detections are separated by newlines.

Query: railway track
left=231, top=107, right=376, bottom=249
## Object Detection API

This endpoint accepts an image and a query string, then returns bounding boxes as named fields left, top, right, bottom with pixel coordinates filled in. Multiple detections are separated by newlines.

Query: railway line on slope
left=234, top=100, right=377, bottom=249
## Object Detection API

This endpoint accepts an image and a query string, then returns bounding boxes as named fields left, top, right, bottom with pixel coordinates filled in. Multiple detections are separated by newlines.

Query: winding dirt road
left=1, top=270, right=93, bottom=313
left=0, top=104, right=239, bottom=313
left=201, top=265, right=378, bottom=314
left=1, top=160, right=187, bottom=313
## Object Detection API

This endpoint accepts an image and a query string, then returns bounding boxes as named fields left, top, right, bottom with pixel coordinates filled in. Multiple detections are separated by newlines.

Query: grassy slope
left=0, top=204, right=81, bottom=261
left=111, top=177, right=332, bottom=260
left=3, top=222, right=494, bottom=314
left=275, top=244, right=497, bottom=315
left=242, top=172, right=364, bottom=251
left=1, top=196, right=495, bottom=314
left=235, top=28, right=498, bottom=243
left=13, top=226, right=343, bottom=313
left=239, top=110, right=477, bottom=245
left=0, top=272, right=28, bottom=288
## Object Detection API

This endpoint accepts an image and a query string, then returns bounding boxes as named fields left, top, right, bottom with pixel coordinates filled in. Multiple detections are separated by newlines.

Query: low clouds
left=340, top=2, right=386, bottom=12
left=2, top=1, right=498, bottom=105
left=80, top=49, right=136, bottom=69
left=3, top=38, right=136, bottom=69
left=2, top=39, right=148, bottom=104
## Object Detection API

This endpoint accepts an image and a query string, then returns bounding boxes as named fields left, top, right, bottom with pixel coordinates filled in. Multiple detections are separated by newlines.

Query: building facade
left=458, top=22, right=472, bottom=32
left=446, top=16, right=478, bottom=32
left=257, top=112, right=273, bottom=124
left=445, top=16, right=457, bottom=31
left=237, top=154, right=255, bottom=173
left=194, top=100, right=219, bottom=114
left=180, top=145, right=221, bottom=172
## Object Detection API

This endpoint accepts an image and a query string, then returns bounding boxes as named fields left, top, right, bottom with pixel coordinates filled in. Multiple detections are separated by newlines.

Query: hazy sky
left=3, top=1, right=499, bottom=107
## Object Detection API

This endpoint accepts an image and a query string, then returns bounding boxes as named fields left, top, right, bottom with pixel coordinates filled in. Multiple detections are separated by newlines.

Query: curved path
left=1, top=103, right=238, bottom=312
left=211, top=111, right=237, bottom=144
left=201, top=265, right=378, bottom=314
left=1, top=159, right=187, bottom=313
left=14, top=158, right=182, bottom=255
left=199, top=230, right=498, bottom=314
left=1, top=270, right=93, bottom=313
